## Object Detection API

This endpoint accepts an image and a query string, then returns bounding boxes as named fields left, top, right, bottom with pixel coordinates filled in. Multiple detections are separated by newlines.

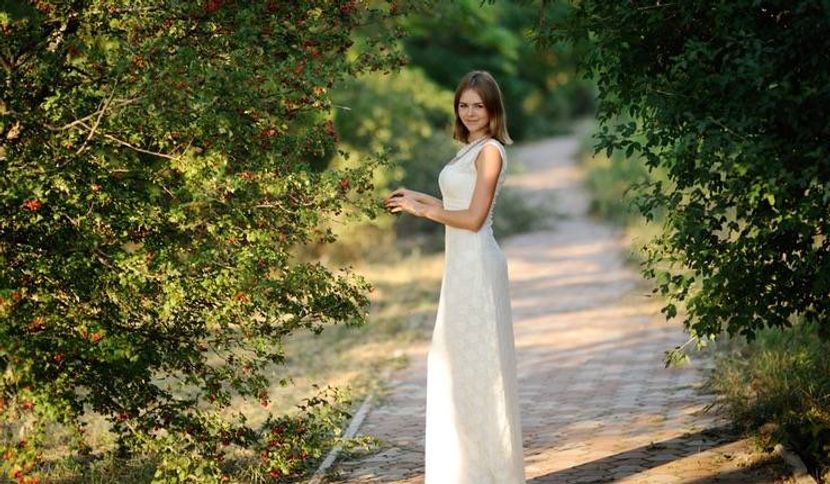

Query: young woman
left=384, top=70, right=526, bottom=483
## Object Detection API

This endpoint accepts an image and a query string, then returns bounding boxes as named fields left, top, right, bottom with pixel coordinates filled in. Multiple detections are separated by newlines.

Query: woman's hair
left=453, top=70, right=513, bottom=145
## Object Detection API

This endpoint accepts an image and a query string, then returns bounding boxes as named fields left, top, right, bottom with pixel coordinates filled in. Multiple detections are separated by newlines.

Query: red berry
left=32, top=1, right=51, bottom=13
left=325, top=120, right=337, bottom=138
left=131, top=55, right=146, bottom=69
left=339, top=178, right=350, bottom=193
left=203, top=0, right=223, bottom=14
left=339, top=1, right=356, bottom=15
left=22, top=199, right=42, bottom=211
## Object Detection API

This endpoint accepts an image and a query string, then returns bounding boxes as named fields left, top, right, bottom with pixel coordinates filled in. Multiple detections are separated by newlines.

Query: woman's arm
left=413, top=192, right=443, bottom=208
left=421, top=144, right=502, bottom=232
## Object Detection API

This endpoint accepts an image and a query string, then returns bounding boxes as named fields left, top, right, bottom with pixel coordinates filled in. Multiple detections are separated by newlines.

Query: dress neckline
left=464, top=135, right=491, bottom=147
left=448, top=136, right=491, bottom=166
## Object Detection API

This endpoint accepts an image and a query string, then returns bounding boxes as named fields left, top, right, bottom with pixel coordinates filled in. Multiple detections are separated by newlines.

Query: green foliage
left=579, top=120, right=668, bottom=227
left=541, top=1, right=830, bottom=342
left=707, top=320, right=830, bottom=479
left=0, top=0, right=408, bottom=481
left=404, top=0, right=595, bottom=140
left=332, top=67, right=457, bottom=241
left=254, top=386, right=358, bottom=482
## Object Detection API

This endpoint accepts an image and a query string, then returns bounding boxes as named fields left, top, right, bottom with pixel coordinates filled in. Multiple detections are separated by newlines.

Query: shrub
left=540, top=1, right=830, bottom=343
left=0, top=1, right=409, bottom=480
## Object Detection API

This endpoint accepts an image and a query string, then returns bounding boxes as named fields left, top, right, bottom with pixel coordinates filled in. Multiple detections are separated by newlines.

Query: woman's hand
left=384, top=189, right=429, bottom=218
left=384, top=187, right=443, bottom=209
left=384, top=187, right=415, bottom=205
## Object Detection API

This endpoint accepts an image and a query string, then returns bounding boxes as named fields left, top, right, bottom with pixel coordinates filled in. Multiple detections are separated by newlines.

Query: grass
left=272, top=248, right=446, bottom=416
left=705, top=323, right=830, bottom=483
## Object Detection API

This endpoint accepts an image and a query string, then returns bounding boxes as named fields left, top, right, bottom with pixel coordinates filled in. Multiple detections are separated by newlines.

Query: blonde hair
left=453, top=70, right=513, bottom=145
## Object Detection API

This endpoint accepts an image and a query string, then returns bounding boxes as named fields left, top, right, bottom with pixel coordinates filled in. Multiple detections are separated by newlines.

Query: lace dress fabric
left=425, top=139, right=526, bottom=483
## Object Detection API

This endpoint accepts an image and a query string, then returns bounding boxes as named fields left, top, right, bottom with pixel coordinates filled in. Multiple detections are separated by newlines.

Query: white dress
left=425, top=138, right=526, bottom=483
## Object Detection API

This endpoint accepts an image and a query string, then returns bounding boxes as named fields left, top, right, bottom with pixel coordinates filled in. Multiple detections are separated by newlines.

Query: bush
left=541, top=1, right=830, bottom=343
left=331, top=68, right=457, bottom=247
left=578, top=121, right=668, bottom=227
left=0, top=1, right=409, bottom=481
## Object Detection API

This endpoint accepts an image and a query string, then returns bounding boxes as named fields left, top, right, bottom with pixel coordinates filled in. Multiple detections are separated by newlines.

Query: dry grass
left=240, top=245, right=445, bottom=425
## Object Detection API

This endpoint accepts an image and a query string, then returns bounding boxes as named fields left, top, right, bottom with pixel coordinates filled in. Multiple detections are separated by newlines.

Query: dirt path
left=322, top=137, right=795, bottom=483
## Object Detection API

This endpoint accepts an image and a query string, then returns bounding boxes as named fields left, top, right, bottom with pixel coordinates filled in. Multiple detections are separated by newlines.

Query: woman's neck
left=467, top=131, right=489, bottom=143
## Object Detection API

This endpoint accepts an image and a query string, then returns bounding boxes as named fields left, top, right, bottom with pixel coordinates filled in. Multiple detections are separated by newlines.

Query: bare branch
left=76, top=120, right=183, bottom=160
left=254, top=202, right=288, bottom=209
left=76, top=83, right=119, bottom=154
left=45, top=97, right=142, bottom=132
left=637, top=2, right=675, bottom=11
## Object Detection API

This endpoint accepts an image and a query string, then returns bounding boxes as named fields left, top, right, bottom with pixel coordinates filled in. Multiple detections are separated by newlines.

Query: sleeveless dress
left=424, top=138, right=526, bottom=483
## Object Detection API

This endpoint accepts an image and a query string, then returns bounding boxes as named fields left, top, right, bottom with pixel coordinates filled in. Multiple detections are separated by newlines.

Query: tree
left=0, top=0, right=407, bottom=480
left=404, top=0, right=595, bottom=140
left=332, top=67, right=457, bottom=245
left=537, top=1, right=830, bottom=343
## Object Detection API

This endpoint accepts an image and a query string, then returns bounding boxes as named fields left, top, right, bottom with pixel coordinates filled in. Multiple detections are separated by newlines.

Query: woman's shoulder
left=483, top=138, right=507, bottom=157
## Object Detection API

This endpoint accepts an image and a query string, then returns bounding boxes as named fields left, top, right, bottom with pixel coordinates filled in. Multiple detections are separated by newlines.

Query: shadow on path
left=528, top=427, right=736, bottom=483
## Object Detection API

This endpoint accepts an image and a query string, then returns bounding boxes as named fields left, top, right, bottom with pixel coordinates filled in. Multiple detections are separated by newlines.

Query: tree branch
left=76, top=83, right=120, bottom=154
left=43, top=97, right=141, bottom=132
left=75, top=120, right=184, bottom=160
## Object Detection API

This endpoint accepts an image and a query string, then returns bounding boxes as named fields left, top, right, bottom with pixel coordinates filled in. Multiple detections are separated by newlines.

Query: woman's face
left=457, top=89, right=489, bottom=136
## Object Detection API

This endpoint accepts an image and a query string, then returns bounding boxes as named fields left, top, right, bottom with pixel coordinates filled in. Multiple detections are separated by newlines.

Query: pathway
left=321, top=137, right=795, bottom=483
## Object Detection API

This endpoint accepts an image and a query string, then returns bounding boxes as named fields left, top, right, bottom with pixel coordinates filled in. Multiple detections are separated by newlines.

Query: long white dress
left=425, top=138, right=526, bottom=483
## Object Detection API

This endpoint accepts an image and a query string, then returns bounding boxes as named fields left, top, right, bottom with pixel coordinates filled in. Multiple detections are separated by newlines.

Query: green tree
left=538, top=1, right=830, bottom=343
left=404, top=0, right=594, bottom=140
left=332, top=67, right=457, bottom=244
left=0, top=0, right=407, bottom=481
